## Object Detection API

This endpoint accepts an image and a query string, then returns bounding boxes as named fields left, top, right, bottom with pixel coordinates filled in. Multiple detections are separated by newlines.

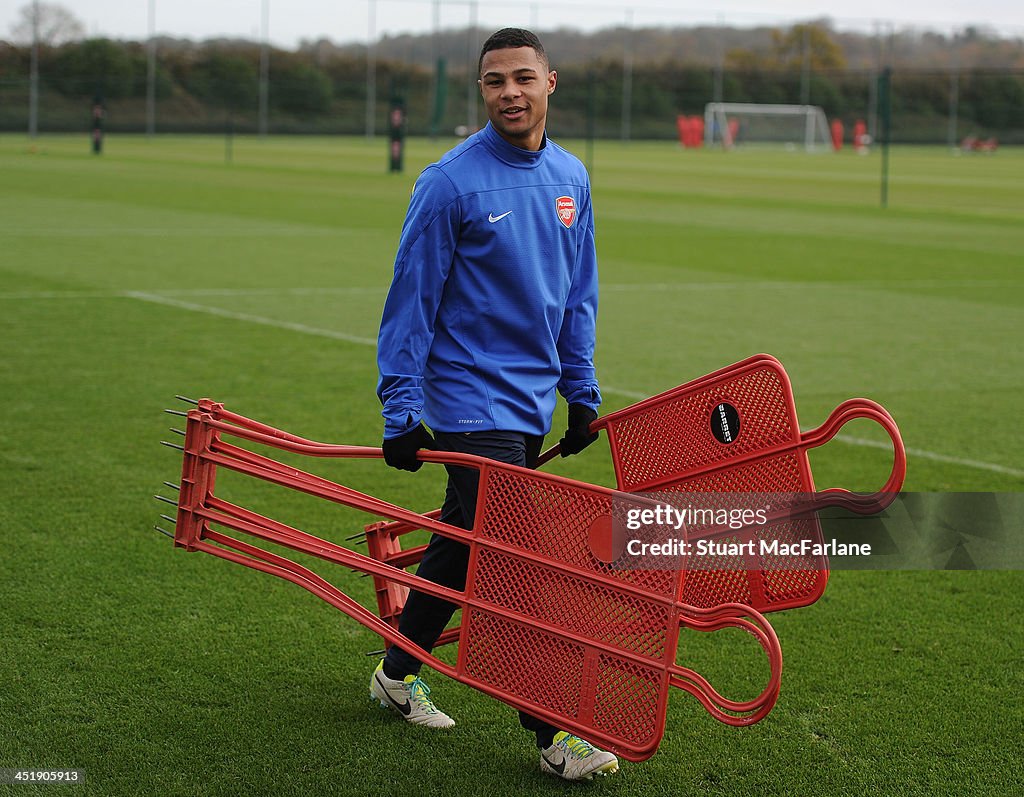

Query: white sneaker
left=369, top=660, right=455, bottom=729
left=539, top=732, right=619, bottom=781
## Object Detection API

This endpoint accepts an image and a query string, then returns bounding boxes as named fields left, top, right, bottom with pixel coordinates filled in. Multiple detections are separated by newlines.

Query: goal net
left=704, top=103, right=832, bottom=152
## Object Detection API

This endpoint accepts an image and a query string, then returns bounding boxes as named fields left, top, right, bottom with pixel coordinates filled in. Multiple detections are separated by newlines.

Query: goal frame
left=704, top=102, right=832, bottom=152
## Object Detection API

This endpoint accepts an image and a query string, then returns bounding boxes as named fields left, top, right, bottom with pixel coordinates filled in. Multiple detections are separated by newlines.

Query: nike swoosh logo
left=375, top=673, right=411, bottom=716
left=488, top=211, right=513, bottom=223
left=541, top=753, right=566, bottom=775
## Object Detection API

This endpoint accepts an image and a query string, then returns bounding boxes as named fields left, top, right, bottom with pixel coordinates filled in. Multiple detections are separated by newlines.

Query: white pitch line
left=602, top=385, right=649, bottom=400
left=0, top=290, right=132, bottom=300
left=123, top=290, right=377, bottom=346
left=156, top=286, right=388, bottom=297
left=1, top=226, right=347, bottom=238
left=602, top=279, right=1024, bottom=292
left=603, top=387, right=1019, bottom=478
left=4, top=279, right=1020, bottom=302
left=119, top=290, right=1021, bottom=481
left=0, top=286, right=388, bottom=301
left=832, top=435, right=1024, bottom=480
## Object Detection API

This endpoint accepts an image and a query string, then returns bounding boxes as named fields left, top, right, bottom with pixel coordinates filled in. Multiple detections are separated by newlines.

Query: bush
left=272, top=62, right=332, bottom=115
left=185, top=52, right=257, bottom=112
left=50, top=38, right=134, bottom=99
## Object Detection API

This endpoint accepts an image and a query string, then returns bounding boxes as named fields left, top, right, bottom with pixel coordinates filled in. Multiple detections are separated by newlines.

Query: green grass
left=1, top=134, right=1022, bottom=796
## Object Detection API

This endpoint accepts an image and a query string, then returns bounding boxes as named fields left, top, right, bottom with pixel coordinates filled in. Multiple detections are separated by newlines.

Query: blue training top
left=377, top=122, right=601, bottom=439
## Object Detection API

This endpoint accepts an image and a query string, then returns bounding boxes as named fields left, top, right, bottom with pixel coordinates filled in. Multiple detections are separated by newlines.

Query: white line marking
left=599, top=386, right=1021, bottom=479
left=602, top=385, right=649, bottom=400
left=106, top=290, right=1022, bottom=481
left=0, top=287, right=388, bottom=300
left=157, top=286, right=388, bottom=297
left=0, top=290, right=129, bottom=300
left=1, top=227, right=350, bottom=238
left=5, top=279, right=1019, bottom=302
left=834, top=435, right=1024, bottom=479
left=123, top=291, right=377, bottom=346
left=602, top=279, right=1024, bottom=292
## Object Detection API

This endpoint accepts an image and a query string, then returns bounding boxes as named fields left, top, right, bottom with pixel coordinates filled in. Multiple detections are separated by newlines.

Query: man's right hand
left=559, top=403, right=599, bottom=457
left=382, top=423, right=435, bottom=472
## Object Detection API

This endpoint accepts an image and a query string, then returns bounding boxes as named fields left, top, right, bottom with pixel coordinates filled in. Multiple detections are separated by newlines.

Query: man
left=371, top=28, right=617, bottom=781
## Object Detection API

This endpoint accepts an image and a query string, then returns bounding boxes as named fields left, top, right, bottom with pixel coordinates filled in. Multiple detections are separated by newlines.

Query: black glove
left=559, top=403, right=598, bottom=457
left=382, top=423, right=435, bottom=472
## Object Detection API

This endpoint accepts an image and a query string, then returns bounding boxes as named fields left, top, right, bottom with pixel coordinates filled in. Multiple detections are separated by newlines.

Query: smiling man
left=478, top=35, right=554, bottom=150
left=371, top=28, right=616, bottom=781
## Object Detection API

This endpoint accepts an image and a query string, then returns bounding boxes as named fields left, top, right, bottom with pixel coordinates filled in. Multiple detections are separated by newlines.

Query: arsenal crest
left=555, top=195, right=576, bottom=228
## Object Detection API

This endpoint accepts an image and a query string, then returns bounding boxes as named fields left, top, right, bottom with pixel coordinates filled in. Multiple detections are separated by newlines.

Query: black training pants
left=382, top=429, right=558, bottom=745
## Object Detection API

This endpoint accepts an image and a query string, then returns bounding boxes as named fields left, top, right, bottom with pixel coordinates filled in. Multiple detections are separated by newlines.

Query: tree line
left=0, top=26, right=1021, bottom=142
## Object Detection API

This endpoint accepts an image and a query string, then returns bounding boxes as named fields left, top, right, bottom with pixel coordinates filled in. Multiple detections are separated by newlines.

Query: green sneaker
left=369, top=660, right=455, bottom=729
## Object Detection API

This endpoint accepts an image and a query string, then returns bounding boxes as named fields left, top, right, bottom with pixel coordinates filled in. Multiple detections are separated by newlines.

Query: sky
left=3, top=0, right=1024, bottom=48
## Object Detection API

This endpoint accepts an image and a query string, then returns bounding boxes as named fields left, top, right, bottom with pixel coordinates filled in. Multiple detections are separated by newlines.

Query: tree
left=51, top=38, right=135, bottom=98
left=272, top=60, right=332, bottom=115
left=186, top=52, right=258, bottom=114
left=770, top=23, right=847, bottom=70
left=9, top=2, right=84, bottom=46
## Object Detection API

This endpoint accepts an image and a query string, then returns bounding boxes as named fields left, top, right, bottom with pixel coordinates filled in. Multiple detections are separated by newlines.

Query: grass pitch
left=1, top=134, right=1022, bottom=796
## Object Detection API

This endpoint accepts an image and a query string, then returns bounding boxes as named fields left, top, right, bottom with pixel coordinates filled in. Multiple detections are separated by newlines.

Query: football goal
left=704, top=103, right=832, bottom=152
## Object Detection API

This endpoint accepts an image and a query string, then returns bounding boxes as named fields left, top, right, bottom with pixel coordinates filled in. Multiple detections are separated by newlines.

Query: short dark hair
left=477, top=28, right=549, bottom=76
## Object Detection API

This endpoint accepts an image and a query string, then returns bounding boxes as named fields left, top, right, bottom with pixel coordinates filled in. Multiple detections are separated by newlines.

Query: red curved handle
left=801, top=398, right=906, bottom=514
left=670, top=602, right=783, bottom=726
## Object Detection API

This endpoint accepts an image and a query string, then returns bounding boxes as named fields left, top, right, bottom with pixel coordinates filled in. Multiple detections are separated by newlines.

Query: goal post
left=704, top=103, right=832, bottom=152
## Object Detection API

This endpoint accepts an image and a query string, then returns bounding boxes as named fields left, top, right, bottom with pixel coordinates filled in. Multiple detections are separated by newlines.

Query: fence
left=1, top=45, right=1021, bottom=144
